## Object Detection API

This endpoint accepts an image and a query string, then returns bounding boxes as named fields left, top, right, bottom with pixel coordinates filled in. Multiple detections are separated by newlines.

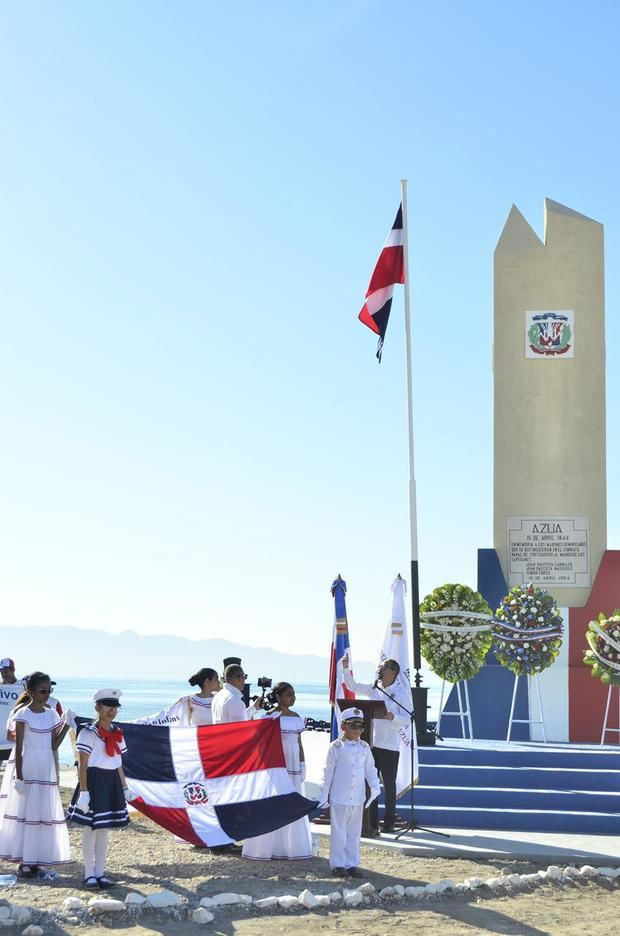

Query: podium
left=337, top=698, right=387, bottom=837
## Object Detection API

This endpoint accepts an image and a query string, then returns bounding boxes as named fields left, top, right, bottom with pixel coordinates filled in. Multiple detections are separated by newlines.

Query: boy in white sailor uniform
left=66, top=689, right=137, bottom=889
left=319, top=707, right=380, bottom=878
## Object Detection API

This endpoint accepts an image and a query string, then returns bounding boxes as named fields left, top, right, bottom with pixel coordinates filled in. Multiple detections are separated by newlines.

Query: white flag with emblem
left=380, top=575, right=418, bottom=793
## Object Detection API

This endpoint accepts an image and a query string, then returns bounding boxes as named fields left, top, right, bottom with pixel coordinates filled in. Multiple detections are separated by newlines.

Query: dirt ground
left=1, top=810, right=619, bottom=934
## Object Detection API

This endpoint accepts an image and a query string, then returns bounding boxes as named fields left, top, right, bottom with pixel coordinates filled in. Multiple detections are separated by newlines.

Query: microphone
left=373, top=678, right=380, bottom=689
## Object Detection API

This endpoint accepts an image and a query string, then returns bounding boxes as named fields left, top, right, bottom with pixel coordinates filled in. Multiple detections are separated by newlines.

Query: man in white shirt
left=341, top=654, right=409, bottom=833
left=211, top=665, right=262, bottom=724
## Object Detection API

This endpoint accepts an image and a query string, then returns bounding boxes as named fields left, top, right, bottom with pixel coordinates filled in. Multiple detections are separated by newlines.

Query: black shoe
left=346, top=868, right=363, bottom=878
left=209, top=844, right=242, bottom=855
left=331, top=867, right=346, bottom=876
left=83, top=876, right=99, bottom=889
left=97, top=876, right=115, bottom=889
left=381, top=823, right=396, bottom=834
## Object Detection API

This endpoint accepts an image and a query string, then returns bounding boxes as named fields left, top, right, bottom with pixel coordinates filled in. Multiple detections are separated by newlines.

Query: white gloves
left=77, top=791, right=91, bottom=812
left=14, top=778, right=25, bottom=795
left=364, top=789, right=380, bottom=808
left=300, top=763, right=306, bottom=782
left=124, top=785, right=139, bottom=802
left=63, top=708, right=77, bottom=730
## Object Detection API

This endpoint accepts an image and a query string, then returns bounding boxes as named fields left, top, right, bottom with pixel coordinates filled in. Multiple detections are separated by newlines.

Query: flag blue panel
left=215, top=792, right=318, bottom=842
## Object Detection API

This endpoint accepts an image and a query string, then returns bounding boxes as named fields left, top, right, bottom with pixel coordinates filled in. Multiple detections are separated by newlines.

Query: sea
left=53, top=677, right=444, bottom=766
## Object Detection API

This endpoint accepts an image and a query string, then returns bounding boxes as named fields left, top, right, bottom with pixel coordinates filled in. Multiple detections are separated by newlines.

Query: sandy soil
left=1, top=807, right=619, bottom=935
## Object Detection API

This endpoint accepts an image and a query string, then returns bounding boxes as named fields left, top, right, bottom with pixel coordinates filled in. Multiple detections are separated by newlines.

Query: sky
left=1, top=1, right=620, bottom=665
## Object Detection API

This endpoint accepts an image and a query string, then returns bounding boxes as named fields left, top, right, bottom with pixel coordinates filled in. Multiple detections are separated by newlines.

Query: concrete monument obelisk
left=442, top=198, right=620, bottom=742
left=494, top=199, right=606, bottom=607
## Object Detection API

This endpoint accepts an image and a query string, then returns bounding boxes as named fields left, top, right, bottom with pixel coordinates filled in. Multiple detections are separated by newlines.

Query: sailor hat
left=340, top=706, right=364, bottom=723
left=93, top=688, right=123, bottom=707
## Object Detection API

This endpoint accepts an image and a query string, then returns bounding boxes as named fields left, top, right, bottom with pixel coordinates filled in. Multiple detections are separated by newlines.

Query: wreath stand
left=600, top=685, right=620, bottom=745
left=506, top=672, right=547, bottom=742
left=419, top=609, right=493, bottom=742
left=437, top=678, right=473, bottom=739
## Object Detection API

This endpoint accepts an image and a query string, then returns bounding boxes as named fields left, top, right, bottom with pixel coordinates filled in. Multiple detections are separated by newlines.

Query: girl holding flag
left=67, top=688, right=137, bottom=889
left=242, top=681, right=312, bottom=861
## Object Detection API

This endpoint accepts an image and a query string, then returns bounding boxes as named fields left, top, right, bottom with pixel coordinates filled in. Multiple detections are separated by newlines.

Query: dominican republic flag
left=358, top=204, right=404, bottom=361
left=77, top=718, right=317, bottom=848
left=329, top=575, right=355, bottom=739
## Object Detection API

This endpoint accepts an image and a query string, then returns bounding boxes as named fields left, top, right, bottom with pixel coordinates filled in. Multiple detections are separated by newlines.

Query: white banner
left=380, top=575, right=418, bottom=793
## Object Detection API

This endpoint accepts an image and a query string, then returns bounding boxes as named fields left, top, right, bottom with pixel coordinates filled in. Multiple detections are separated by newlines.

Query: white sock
left=93, top=829, right=110, bottom=878
left=82, top=828, right=96, bottom=879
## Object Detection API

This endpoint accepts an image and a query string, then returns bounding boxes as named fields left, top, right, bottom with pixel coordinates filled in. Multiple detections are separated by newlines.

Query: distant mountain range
left=1, top=625, right=377, bottom=685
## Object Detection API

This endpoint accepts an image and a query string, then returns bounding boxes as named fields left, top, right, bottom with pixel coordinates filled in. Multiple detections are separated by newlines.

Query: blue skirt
left=66, top=767, right=129, bottom=829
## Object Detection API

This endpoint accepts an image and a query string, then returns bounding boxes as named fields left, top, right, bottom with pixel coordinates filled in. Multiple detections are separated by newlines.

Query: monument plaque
left=507, top=516, right=590, bottom=588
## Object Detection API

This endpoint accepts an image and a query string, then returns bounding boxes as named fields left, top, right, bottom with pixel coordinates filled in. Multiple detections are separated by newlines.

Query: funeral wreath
left=583, top=611, right=620, bottom=686
left=419, top=583, right=493, bottom=683
left=493, top=584, right=563, bottom=676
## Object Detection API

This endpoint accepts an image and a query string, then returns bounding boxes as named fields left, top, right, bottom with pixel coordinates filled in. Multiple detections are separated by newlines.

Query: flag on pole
left=358, top=205, right=405, bottom=361
left=329, top=575, right=355, bottom=739
left=73, top=717, right=317, bottom=848
left=380, top=574, right=419, bottom=792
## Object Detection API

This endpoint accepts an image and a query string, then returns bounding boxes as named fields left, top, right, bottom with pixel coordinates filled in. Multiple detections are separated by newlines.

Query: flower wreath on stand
left=493, top=583, right=563, bottom=676
left=419, top=583, right=493, bottom=683
left=583, top=611, right=620, bottom=686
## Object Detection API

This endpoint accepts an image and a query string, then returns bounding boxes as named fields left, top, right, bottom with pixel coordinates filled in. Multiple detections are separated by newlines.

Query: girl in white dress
left=0, top=672, right=71, bottom=877
left=242, top=682, right=312, bottom=861
left=134, top=667, right=221, bottom=726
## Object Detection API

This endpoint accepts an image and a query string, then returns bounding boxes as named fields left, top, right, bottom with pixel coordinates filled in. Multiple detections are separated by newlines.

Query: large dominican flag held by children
left=358, top=205, right=405, bottom=361
left=109, top=718, right=316, bottom=847
left=329, top=575, right=355, bottom=739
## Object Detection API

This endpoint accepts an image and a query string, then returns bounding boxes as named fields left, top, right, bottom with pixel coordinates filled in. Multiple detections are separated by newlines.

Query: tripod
left=373, top=682, right=449, bottom=839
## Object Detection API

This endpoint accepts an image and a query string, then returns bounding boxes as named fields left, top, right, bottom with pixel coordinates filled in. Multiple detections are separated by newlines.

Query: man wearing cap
left=341, top=653, right=409, bottom=833
left=0, top=659, right=25, bottom=763
left=319, top=707, right=380, bottom=877
left=211, top=665, right=263, bottom=724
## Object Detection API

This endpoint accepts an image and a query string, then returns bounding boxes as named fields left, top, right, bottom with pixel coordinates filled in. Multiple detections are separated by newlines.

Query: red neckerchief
left=97, top=724, right=124, bottom=757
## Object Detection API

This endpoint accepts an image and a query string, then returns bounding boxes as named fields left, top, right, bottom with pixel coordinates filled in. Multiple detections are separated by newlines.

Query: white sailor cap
left=93, top=688, right=122, bottom=707
left=340, top=706, right=364, bottom=723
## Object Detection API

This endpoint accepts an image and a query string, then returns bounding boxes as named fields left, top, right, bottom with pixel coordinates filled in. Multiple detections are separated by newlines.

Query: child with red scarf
left=66, top=689, right=136, bottom=889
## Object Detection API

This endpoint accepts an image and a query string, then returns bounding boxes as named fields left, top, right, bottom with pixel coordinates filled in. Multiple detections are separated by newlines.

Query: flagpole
left=401, top=180, right=425, bottom=724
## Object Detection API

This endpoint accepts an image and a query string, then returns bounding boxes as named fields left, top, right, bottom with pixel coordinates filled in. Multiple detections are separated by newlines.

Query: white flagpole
left=400, top=179, right=423, bottom=693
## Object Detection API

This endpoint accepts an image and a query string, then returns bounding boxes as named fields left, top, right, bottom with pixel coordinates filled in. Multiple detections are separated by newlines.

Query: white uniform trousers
left=329, top=803, right=363, bottom=869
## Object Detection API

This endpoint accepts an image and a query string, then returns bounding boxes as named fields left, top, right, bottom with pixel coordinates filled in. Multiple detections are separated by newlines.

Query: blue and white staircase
left=395, top=741, right=620, bottom=834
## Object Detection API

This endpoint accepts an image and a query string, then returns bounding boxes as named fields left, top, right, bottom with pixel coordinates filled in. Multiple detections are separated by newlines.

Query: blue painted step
left=410, top=805, right=620, bottom=835
left=414, top=786, right=620, bottom=813
left=419, top=765, right=620, bottom=792
left=418, top=746, right=620, bottom=770
left=392, top=743, right=620, bottom=833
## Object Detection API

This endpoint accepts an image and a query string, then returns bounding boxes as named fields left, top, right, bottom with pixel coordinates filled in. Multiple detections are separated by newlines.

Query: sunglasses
left=345, top=721, right=364, bottom=729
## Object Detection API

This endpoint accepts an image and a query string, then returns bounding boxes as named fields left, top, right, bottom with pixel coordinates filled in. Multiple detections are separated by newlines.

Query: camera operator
left=211, top=665, right=264, bottom=724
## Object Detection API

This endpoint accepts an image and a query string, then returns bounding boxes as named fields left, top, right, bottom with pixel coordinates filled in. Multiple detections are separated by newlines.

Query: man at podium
left=341, top=654, right=409, bottom=833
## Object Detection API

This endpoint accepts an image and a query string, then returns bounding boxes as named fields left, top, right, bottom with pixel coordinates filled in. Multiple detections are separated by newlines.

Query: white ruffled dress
left=242, top=714, right=312, bottom=860
left=0, top=707, right=71, bottom=866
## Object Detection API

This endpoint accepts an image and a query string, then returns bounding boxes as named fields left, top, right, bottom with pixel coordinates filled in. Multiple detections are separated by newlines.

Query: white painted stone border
left=1, top=865, right=619, bottom=929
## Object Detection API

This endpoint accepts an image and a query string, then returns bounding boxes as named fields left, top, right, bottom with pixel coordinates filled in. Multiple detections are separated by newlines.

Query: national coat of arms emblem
left=183, top=781, right=209, bottom=805
left=525, top=310, right=574, bottom=358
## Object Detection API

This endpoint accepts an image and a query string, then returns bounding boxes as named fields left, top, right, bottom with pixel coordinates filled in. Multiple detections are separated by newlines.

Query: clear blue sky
left=1, top=1, right=619, bottom=662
